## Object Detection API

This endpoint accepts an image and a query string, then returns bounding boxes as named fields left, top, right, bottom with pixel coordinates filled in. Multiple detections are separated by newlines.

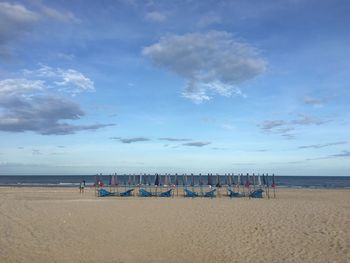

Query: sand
left=0, top=187, right=349, bottom=263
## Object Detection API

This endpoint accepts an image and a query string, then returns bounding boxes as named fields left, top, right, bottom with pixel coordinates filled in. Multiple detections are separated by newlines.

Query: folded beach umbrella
left=199, top=173, right=203, bottom=186
left=266, top=173, right=270, bottom=199
left=262, top=174, right=266, bottom=186
left=216, top=174, right=221, bottom=187
left=110, top=175, right=115, bottom=186
left=114, top=175, right=117, bottom=186
left=164, top=173, right=169, bottom=186
left=271, top=174, right=276, bottom=188
left=207, top=173, right=212, bottom=186
left=231, top=173, right=235, bottom=185
left=190, top=173, right=195, bottom=187
left=168, top=174, right=172, bottom=186
left=225, top=174, right=229, bottom=186
left=245, top=173, right=250, bottom=188
left=227, top=174, right=232, bottom=186
left=139, top=174, right=143, bottom=185
left=258, top=174, right=262, bottom=187
left=266, top=173, right=270, bottom=186
left=183, top=174, right=187, bottom=187
left=175, top=173, right=179, bottom=186
left=154, top=174, right=160, bottom=186
left=271, top=173, right=276, bottom=198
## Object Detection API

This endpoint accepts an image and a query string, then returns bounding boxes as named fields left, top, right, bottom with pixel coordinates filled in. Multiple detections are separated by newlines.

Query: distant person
left=79, top=180, right=85, bottom=193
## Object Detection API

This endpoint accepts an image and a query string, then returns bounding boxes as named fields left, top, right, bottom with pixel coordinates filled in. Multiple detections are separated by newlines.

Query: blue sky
left=0, top=0, right=349, bottom=175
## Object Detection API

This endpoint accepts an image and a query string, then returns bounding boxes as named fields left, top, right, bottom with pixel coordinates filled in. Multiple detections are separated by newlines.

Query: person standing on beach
left=79, top=180, right=85, bottom=193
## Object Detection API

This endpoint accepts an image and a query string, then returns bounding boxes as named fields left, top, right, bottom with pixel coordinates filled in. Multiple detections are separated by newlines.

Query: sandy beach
left=0, top=187, right=349, bottom=263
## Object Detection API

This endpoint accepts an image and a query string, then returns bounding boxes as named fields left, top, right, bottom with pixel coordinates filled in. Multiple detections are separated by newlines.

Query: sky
left=0, top=0, right=349, bottom=176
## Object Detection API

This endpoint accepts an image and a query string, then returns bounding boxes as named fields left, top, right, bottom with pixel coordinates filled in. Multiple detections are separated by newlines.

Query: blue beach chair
left=139, top=188, right=153, bottom=197
left=203, top=189, right=216, bottom=198
left=139, top=188, right=173, bottom=197
left=159, top=189, right=173, bottom=197
left=97, top=189, right=114, bottom=197
left=184, top=188, right=199, bottom=197
left=249, top=189, right=264, bottom=198
left=227, top=189, right=246, bottom=198
left=119, top=189, right=134, bottom=197
left=97, top=188, right=134, bottom=197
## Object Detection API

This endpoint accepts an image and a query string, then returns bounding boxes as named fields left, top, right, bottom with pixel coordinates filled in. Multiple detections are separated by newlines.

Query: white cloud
left=143, top=31, right=266, bottom=103
left=55, top=69, right=94, bottom=93
left=0, top=2, right=38, bottom=24
left=291, top=114, right=326, bottom=126
left=0, top=79, right=44, bottom=95
left=0, top=67, right=111, bottom=135
left=298, top=141, right=347, bottom=149
left=145, top=11, right=166, bottom=22
left=0, top=2, right=78, bottom=59
left=0, top=2, right=39, bottom=57
left=260, top=120, right=286, bottom=130
left=260, top=114, right=328, bottom=139
left=111, top=137, right=150, bottom=143
left=24, top=65, right=95, bottom=94
left=159, top=137, right=192, bottom=142
left=0, top=92, right=113, bottom=135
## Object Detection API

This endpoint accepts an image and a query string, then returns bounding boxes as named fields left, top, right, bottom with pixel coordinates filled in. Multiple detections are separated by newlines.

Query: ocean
left=0, top=175, right=349, bottom=189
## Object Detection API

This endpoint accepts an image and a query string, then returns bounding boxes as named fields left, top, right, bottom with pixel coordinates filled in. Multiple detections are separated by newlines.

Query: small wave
left=59, top=182, right=79, bottom=186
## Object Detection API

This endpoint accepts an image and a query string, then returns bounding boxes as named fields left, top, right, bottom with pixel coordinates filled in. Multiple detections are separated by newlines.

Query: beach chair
left=227, top=188, right=245, bottom=198
left=139, top=188, right=153, bottom=197
left=97, top=188, right=134, bottom=197
left=97, top=189, right=114, bottom=197
left=203, top=189, right=216, bottom=198
left=139, top=188, right=173, bottom=197
left=249, top=189, right=264, bottom=198
left=159, top=189, right=173, bottom=197
left=184, top=188, right=199, bottom=197
left=119, top=189, right=134, bottom=197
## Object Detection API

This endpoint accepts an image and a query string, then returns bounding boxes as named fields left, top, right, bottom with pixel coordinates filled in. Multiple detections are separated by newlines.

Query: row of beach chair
left=96, top=187, right=264, bottom=198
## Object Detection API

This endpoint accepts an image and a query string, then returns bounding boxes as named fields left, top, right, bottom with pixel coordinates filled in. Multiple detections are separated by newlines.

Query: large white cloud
left=143, top=31, right=266, bottom=103
left=0, top=68, right=112, bottom=135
